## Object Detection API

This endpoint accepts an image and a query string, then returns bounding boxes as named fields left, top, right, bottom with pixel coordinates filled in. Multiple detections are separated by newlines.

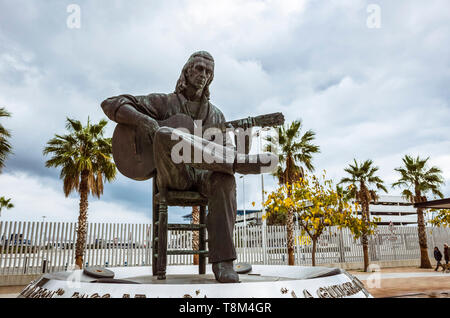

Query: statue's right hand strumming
left=136, top=116, right=159, bottom=144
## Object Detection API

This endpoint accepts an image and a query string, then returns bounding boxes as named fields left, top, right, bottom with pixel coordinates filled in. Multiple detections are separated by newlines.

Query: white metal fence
left=0, top=221, right=449, bottom=276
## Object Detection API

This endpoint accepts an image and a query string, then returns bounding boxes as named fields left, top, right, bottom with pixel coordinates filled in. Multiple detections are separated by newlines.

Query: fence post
left=295, top=223, right=301, bottom=265
left=338, top=230, right=345, bottom=263
left=42, top=259, right=47, bottom=273
left=23, top=256, right=28, bottom=274
left=368, top=235, right=376, bottom=262
left=429, top=228, right=435, bottom=251
left=261, top=223, right=267, bottom=265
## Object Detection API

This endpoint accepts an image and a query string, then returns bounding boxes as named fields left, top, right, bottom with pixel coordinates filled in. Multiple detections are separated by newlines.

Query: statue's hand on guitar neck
left=239, top=116, right=255, bottom=130
left=209, top=116, right=254, bottom=132
left=227, top=117, right=254, bottom=132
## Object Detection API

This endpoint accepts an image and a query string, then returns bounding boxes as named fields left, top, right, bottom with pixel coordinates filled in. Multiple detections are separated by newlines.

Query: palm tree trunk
left=416, top=206, right=432, bottom=268
left=285, top=157, right=295, bottom=265
left=361, top=193, right=370, bottom=272
left=311, top=238, right=317, bottom=266
left=362, top=235, right=369, bottom=272
left=75, top=171, right=89, bottom=269
left=192, top=206, right=200, bottom=265
left=286, top=207, right=295, bottom=265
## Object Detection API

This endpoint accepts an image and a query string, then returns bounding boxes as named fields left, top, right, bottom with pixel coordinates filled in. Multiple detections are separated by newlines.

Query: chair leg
left=152, top=204, right=159, bottom=276
left=199, top=205, right=207, bottom=275
left=152, top=179, right=158, bottom=276
left=157, top=203, right=168, bottom=280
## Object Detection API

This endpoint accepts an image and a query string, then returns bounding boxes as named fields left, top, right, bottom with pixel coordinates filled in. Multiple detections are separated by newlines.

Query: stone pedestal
left=18, top=265, right=372, bottom=298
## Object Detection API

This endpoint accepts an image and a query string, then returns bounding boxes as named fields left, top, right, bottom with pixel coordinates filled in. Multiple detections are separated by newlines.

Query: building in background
left=235, top=209, right=263, bottom=225
left=182, top=195, right=436, bottom=227
left=361, top=195, right=417, bottom=226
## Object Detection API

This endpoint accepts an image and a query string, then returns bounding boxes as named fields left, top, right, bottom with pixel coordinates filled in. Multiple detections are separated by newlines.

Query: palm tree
left=267, top=120, right=320, bottom=185
left=265, top=120, right=320, bottom=265
left=43, top=118, right=116, bottom=269
left=0, top=197, right=14, bottom=217
left=0, top=109, right=14, bottom=219
left=392, top=155, right=444, bottom=269
left=339, top=159, right=387, bottom=272
left=0, top=107, right=13, bottom=172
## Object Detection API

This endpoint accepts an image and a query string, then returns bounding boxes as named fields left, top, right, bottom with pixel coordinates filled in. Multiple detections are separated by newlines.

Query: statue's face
left=186, top=57, right=214, bottom=91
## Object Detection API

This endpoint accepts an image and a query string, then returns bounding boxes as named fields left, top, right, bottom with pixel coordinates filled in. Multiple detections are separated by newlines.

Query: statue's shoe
left=234, top=153, right=278, bottom=174
left=212, top=261, right=239, bottom=283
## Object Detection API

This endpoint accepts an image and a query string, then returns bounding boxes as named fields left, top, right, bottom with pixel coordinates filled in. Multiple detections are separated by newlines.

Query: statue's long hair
left=175, top=51, right=214, bottom=102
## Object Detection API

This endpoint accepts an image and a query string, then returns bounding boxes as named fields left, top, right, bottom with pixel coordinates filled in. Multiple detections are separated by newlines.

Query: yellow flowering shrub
left=263, top=172, right=379, bottom=243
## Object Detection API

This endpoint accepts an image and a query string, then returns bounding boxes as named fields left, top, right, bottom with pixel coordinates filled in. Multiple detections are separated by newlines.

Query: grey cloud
left=0, top=0, right=449, bottom=223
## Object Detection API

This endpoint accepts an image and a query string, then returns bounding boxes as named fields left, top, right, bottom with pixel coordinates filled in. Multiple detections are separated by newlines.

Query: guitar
left=112, top=112, right=284, bottom=181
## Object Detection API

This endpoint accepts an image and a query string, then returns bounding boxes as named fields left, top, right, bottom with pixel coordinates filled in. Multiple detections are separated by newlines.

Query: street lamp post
left=257, top=129, right=270, bottom=264
left=261, top=168, right=267, bottom=264
left=241, top=176, right=246, bottom=229
left=295, top=211, right=300, bottom=265
left=240, top=175, right=247, bottom=261
left=240, top=127, right=271, bottom=263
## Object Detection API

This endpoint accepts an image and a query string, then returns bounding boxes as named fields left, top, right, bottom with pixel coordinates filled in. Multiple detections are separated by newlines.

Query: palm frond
left=44, top=117, right=117, bottom=197
left=394, top=154, right=445, bottom=201
left=65, top=118, right=83, bottom=132
left=0, top=107, right=13, bottom=172
left=341, top=158, right=386, bottom=201
left=270, top=119, right=319, bottom=185
left=0, top=108, right=11, bottom=118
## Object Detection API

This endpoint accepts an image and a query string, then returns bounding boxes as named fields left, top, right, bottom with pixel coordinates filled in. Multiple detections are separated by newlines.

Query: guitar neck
left=204, top=112, right=285, bottom=132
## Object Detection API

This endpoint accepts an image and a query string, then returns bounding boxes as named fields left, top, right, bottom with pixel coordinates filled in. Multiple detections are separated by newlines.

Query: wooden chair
left=152, top=178, right=208, bottom=280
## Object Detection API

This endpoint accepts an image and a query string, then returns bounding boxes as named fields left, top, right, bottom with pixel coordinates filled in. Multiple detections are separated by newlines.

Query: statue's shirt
left=185, top=101, right=202, bottom=120
left=101, top=92, right=226, bottom=128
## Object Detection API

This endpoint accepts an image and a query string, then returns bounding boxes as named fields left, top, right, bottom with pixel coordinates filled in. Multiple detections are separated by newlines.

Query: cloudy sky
left=0, top=0, right=449, bottom=224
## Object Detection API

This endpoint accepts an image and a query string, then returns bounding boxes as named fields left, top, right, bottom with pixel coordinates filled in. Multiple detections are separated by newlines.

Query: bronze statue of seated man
left=101, top=51, right=278, bottom=283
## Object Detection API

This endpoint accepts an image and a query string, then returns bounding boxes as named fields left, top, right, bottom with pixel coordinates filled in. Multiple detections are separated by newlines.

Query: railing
left=0, top=222, right=153, bottom=275
left=0, top=221, right=448, bottom=275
